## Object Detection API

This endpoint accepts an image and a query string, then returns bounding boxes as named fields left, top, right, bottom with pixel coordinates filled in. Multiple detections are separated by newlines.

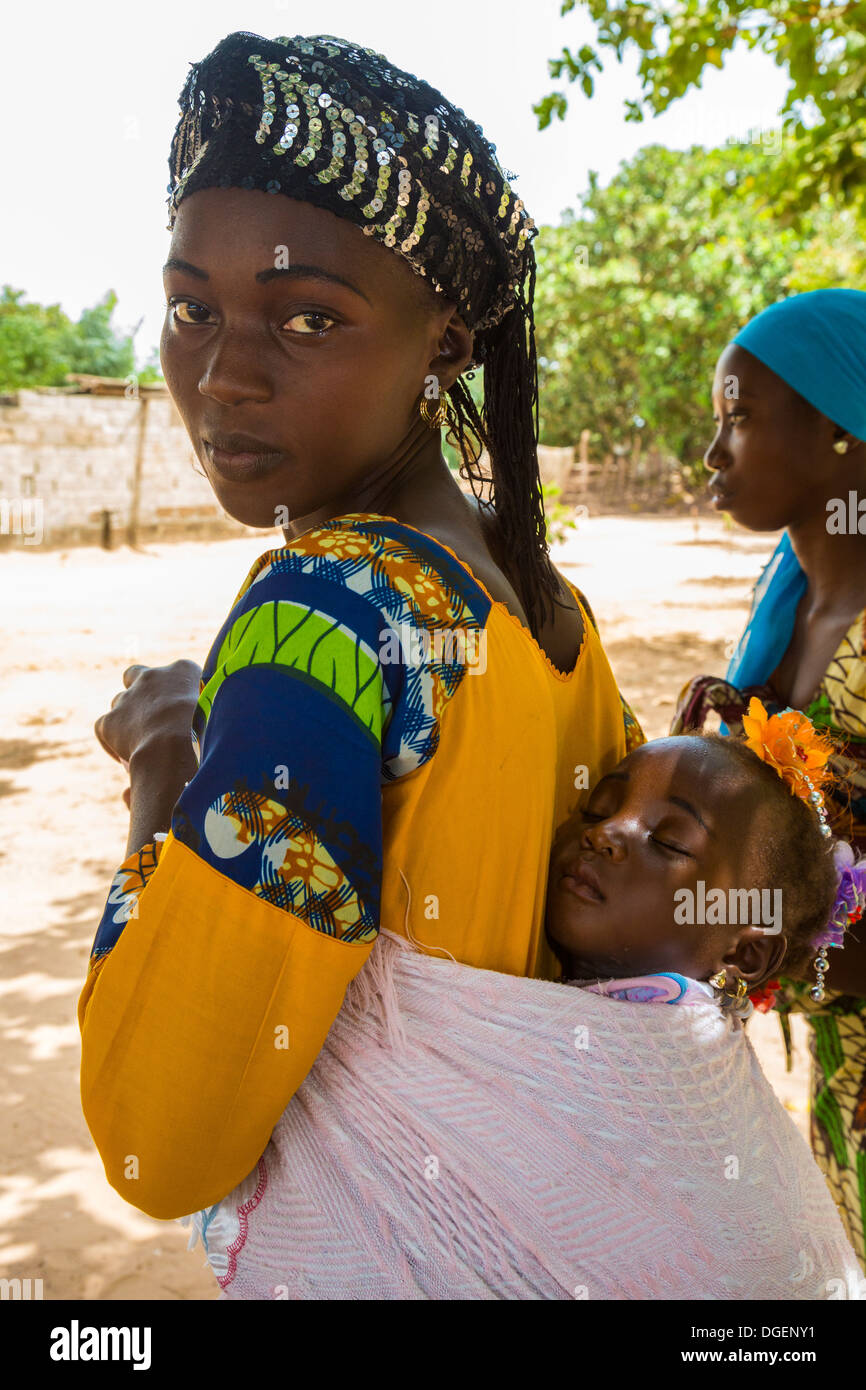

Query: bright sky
left=1, top=0, right=789, bottom=365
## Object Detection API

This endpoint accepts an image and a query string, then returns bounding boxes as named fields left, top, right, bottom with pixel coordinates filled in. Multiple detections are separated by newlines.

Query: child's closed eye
left=581, top=809, right=691, bottom=858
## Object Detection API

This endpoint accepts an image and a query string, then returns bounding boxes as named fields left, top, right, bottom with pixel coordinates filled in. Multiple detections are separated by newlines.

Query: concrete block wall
left=0, top=389, right=254, bottom=548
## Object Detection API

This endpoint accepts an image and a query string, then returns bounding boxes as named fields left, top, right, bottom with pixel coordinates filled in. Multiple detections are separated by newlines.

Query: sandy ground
left=0, top=511, right=815, bottom=1301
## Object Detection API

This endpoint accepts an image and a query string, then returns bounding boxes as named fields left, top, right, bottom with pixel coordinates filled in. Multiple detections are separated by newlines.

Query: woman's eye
left=167, top=298, right=213, bottom=325
left=581, top=810, right=603, bottom=822
left=283, top=311, right=335, bottom=335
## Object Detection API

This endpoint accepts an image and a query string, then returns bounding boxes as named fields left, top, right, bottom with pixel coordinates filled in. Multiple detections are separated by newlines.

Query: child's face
left=546, top=737, right=787, bottom=983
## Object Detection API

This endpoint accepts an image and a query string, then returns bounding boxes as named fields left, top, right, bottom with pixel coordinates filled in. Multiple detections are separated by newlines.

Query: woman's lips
left=709, top=480, right=733, bottom=507
left=205, top=441, right=288, bottom=483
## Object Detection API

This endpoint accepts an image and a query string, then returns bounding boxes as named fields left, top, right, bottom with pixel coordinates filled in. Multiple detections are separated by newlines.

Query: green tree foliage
left=0, top=287, right=137, bottom=391
left=536, top=0, right=866, bottom=222
left=533, top=140, right=860, bottom=478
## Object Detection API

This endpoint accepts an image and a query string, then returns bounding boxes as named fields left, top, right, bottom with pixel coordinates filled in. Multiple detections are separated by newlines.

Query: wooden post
left=578, top=428, right=590, bottom=496
left=127, top=393, right=149, bottom=547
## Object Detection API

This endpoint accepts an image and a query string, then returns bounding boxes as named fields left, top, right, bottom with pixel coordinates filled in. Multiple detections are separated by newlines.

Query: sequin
left=169, top=34, right=537, bottom=338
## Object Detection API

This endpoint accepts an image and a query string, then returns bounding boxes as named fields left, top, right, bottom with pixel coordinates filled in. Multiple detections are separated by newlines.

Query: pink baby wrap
left=183, top=931, right=863, bottom=1300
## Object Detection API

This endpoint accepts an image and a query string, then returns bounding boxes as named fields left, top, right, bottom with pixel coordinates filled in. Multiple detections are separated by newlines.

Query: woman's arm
left=79, top=561, right=399, bottom=1221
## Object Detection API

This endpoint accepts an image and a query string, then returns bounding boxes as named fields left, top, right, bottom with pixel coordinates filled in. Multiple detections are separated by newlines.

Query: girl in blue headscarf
left=671, top=287, right=866, bottom=1267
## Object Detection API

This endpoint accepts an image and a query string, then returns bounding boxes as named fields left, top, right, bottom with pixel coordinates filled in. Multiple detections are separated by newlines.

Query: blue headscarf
left=726, top=289, right=866, bottom=693
left=733, top=288, right=866, bottom=443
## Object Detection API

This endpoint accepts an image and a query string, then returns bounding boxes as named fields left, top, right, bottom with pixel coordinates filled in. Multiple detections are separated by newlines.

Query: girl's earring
left=709, top=970, right=748, bottom=1003
left=833, top=439, right=850, bottom=454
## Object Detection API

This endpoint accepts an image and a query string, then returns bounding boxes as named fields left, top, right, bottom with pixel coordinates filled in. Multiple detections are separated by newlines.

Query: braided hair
left=166, top=31, right=563, bottom=637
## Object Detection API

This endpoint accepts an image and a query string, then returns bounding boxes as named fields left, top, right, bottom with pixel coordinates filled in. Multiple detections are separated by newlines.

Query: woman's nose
left=704, top=426, right=728, bottom=474
left=198, top=336, right=273, bottom=406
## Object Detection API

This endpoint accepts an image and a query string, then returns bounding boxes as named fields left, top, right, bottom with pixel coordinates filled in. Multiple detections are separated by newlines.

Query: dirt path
left=0, top=514, right=813, bottom=1300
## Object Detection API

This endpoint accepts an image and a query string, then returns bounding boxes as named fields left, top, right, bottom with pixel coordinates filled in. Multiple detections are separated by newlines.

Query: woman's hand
left=95, top=660, right=202, bottom=768
left=95, top=660, right=203, bottom=853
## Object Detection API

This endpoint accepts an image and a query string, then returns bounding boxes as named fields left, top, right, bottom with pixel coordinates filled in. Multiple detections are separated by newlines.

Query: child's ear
left=722, top=927, right=788, bottom=985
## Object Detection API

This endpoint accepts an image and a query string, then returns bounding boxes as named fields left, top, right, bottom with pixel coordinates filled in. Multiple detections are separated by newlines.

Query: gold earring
left=833, top=439, right=850, bottom=454
left=709, top=970, right=748, bottom=1002
left=419, top=394, right=449, bottom=429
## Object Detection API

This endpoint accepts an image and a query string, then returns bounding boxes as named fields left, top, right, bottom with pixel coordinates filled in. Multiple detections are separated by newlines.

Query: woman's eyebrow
left=162, top=257, right=370, bottom=303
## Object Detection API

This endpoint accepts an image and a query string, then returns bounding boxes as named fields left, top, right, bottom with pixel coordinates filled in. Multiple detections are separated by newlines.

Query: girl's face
left=160, top=187, right=471, bottom=530
left=546, top=738, right=787, bottom=984
left=703, top=343, right=848, bottom=532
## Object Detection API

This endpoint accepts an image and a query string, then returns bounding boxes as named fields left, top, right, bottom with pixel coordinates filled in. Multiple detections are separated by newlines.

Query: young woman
left=672, top=287, right=866, bottom=1264
left=79, top=32, right=643, bottom=1223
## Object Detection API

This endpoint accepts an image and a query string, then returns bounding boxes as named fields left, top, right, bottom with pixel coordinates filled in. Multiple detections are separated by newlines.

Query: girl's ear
left=721, top=927, right=788, bottom=985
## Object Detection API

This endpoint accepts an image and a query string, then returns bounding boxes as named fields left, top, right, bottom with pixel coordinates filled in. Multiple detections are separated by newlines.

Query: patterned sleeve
left=78, top=518, right=488, bottom=1220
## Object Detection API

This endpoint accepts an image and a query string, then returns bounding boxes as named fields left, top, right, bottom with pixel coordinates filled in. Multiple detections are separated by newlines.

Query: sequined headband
left=166, top=31, right=538, bottom=338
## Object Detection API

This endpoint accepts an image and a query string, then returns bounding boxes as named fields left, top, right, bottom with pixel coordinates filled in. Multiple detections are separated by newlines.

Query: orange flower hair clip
left=741, top=697, right=836, bottom=839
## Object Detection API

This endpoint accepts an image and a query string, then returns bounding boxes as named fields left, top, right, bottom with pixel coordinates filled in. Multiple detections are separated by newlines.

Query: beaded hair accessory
left=165, top=31, right=537, bottom=339
left=741, top=696, right=866, bottom=1003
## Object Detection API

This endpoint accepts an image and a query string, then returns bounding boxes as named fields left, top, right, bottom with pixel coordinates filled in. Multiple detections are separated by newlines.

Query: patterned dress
left=671, top=608, right=866, bottom=1266
left=79, top=512, right=645, bottom=1220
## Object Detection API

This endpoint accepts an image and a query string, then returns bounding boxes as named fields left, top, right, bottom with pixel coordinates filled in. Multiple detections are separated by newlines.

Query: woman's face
left=703, top=343, right=844, bottom=532
left=160, top=187, right=471, bottom=529
left=546, top=738, right=785, bottom=983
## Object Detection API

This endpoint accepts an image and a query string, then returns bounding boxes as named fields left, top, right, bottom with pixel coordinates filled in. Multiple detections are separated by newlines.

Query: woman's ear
left=428, top=309, right=475, bottom=392
left=722, top=926, right=788, bottom=985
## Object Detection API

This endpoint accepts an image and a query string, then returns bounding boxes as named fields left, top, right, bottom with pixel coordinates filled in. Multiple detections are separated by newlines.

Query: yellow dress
left=79, top=514, right=645, bottom=1218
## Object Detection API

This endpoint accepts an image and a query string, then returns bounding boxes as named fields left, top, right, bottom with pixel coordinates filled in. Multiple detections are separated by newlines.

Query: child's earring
left=833, top=438, right=850, bottom=454
left=709, top=970, right=748, bottom=1003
